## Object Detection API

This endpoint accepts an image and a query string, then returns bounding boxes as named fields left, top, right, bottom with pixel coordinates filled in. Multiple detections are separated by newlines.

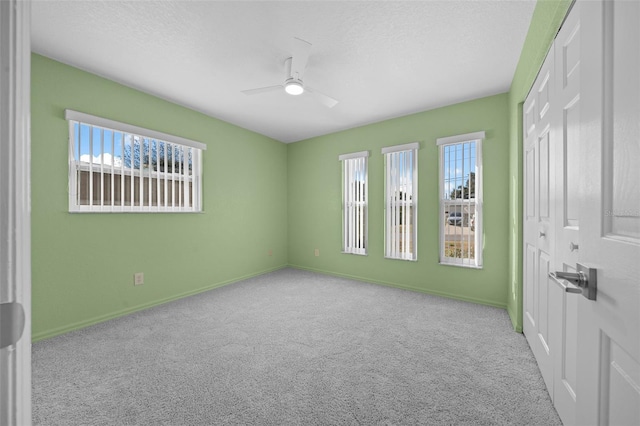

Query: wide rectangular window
left=438, top=131, right=484, bottom=268
left=382, top=142, right=419, bottom=260
left=66, top=110, right=206, bottom=213
left=339, top=151, right=369, bottom=255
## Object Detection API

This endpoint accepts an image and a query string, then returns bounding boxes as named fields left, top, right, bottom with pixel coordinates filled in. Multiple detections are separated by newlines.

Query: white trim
left=338, top=150, right=369, bottom=161
left=381, top=142, right=420, bottom=154
left=65, top=110, right=207, bottom=151
left=0, top=0, right=32, bottom=424
left=475, top=140, right=483, bottom=267
left=436, top=131, right=486, bottom=146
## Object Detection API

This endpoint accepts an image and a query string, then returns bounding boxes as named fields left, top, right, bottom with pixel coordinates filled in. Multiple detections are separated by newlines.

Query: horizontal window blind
left=66, top=110, right=205, bottom=213
left=382, top=143, right=418, bottom=260
left=340, top=151, right=369, bottom=255
left=438, top=133, right=483, bottom=268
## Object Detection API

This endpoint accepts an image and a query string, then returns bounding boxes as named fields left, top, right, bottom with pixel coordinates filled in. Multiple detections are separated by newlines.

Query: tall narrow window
left=339, top=151, right=369, bottom=255
left=382, top=142, right=419, bottom=260
left=437, top=131, right=484, bottom=268
left=66, top=110, right=206, bottom=213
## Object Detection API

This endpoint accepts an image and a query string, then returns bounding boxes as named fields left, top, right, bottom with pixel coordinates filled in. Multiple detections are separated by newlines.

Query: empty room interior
left=3, top=0, right=638, bottom=424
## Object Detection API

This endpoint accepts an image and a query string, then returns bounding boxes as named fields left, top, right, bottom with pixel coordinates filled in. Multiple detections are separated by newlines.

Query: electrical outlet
left=314, top=249, right=320, bottom=257
left=134, top=272, right=144, bottom=286
left=268, top=249, right=273, bottom=257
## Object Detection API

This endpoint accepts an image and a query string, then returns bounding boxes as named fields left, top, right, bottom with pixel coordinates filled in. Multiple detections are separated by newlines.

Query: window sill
left=69, top=209, right=205, bottom=214
left=384, top=256, right=418, bottom=262
left=439, top=261, right=483, bottom=270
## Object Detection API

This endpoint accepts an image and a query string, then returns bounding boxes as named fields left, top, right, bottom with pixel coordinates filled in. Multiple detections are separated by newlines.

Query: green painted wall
left=507, top=0, right=572, bottom=331
left=31, top=0, right=574, bottom=340
left=287, top=94, right=509, bottom=308
left=31, top=54, right=288, bottom=341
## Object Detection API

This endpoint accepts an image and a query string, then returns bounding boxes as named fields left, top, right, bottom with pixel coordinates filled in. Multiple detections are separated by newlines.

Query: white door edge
left=0, top=0, right=32, bottom=424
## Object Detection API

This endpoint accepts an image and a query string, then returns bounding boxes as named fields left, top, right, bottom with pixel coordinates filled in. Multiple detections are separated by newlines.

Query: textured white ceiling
left=31, top=0, right=536, bottom=143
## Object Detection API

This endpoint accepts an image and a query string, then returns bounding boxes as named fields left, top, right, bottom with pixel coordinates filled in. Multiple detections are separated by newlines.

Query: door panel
left=562, top=23, right=580, bottom=86
left=577, top=0, right=640, bottom=424
left=604, top=337, right=640, bottom=425
left=539, top=132, right=550, bottom=219
left=563, top=99, right=580, bottom=227
left=525, top=243, right=536, bottom=326
left=552, top=4, right=581, bottom=423
left=537, top=71, right=552, bottom=121
left=525, top=147, right=535, bottom=219
left=561, top=283, right=578, bottom=399
left=537, top=251, right=551, bottom=354
left=606, top=1, right=640, bottom=242
left=523, top=46, right=556, bottom=398
left=524, top=3, right=583, bottom=424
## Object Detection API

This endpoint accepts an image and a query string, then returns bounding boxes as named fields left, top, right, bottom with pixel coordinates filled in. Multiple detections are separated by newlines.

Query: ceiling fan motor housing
left=284, top=78, right=304, bottom=95
left=284, top=56, right=304, bottom=95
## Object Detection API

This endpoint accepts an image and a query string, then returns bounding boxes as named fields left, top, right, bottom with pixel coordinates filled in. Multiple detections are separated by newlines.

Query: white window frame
left=65, top=110, right=206, bottom=213
left=382, top=142, right=419, bottom=261
left=339, top=151, right=369, bottom=255
left=437, top=131, right=484, bottom=268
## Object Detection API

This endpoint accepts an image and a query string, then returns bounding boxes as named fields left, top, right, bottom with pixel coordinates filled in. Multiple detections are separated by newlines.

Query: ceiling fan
left=242, top=37, right=339, bottom=108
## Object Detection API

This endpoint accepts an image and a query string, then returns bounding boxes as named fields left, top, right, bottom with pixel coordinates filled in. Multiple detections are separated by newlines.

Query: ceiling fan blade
left=291, top=37, right=312, bottom=80
left=306, top=86, right=339, bottom=108
left=241, top=85, right=283, bottom=95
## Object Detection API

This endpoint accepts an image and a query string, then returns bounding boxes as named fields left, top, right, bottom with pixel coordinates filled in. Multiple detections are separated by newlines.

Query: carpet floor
left=32, top=268, right=561, bottom=425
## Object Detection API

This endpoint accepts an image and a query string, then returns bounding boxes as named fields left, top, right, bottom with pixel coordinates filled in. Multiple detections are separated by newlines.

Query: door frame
left=0, top=0, right=32, bottom=424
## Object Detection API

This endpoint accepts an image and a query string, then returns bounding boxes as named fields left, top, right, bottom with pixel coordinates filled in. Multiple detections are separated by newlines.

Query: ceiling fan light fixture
left=284, top=79, right=304, bottom=96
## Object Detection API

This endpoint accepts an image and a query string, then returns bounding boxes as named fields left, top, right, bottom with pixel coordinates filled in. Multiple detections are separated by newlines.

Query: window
left=382, top=142, right=419, bottom=260
left=66, top=110, right=206, bottom=213
left=339, top=151, right=369, bottom=255
left=437, top=131, right=484, bottom=268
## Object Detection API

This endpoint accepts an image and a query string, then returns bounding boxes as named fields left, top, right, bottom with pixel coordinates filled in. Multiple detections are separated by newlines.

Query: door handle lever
left=0, top=302, right=25, bottom=349
left=549, top=263, right=597, bottom=301
left=549, top=272, right=584, bottom=294
left=553, top=271, right=586, bottom=286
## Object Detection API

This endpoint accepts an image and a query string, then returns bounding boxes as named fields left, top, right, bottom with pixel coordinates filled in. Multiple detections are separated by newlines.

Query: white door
left=0, top=1, right=32, bottom=425
left=523, top=46, right=556, bottom=396
left=523, top=8, right=584, bottom=423
left=549, top=3, right=582, bottom=423
left=576, top=0, right=640, bottom=424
